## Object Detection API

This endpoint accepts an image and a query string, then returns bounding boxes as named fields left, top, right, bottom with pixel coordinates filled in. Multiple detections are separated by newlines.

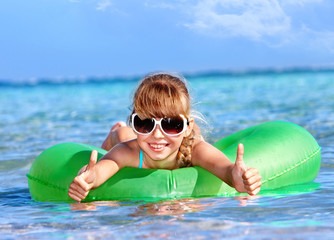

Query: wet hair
left=130, top=73, right=195, bottom=168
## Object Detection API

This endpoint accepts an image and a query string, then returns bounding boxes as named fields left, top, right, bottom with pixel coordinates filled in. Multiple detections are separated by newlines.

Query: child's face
left=136, top=117, right=193, bottom=169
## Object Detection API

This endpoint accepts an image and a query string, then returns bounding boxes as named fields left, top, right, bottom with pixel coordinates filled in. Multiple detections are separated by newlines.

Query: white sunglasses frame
left=131, top=113, right=188, bottom=136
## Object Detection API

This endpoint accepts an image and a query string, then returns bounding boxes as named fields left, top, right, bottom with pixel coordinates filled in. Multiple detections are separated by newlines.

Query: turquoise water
left=1, top=70, right=334, bottom=239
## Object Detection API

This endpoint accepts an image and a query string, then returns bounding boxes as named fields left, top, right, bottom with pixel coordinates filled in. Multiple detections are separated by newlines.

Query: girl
left=68, top=73, right=262, bottom=202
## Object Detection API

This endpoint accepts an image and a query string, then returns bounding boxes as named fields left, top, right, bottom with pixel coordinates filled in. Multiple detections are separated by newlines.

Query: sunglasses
left=131, top=113, right=189, bottom=136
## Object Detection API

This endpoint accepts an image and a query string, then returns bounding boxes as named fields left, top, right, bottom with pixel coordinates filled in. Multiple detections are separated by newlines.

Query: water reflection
left=234, top=195, right=261, bottom=207
left=70, top=201, right=120, bottom=211
left=69, top=196, right=260, bottom=214
left=130, top=198, right=214, bottom=217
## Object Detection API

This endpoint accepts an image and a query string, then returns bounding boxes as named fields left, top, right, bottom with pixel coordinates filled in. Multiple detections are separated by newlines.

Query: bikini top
left=139, top=149, right=143, bottom=169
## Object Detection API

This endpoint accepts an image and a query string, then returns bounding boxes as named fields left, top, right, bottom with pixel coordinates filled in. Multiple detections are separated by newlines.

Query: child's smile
left=148, top=142, right=170, bottom=152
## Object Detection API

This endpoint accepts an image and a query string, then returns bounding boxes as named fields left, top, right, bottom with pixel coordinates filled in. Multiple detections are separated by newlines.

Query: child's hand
left=232, top=144, right=262, bottom=195
left=68, top=150, right=98, bottom=202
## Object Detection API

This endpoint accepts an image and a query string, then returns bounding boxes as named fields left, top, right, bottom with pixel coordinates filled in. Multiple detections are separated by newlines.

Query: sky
left=1, top=0, right=334, bottom=80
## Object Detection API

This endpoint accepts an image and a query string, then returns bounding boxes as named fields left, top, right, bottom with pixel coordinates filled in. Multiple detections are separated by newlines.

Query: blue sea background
left=0, top=69, right=333, bottom=239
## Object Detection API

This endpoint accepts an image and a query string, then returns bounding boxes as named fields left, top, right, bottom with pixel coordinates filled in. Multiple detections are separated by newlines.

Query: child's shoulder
left=103, top=139, right=140, bottom=168
left=121, top=138, right=140, bottom=151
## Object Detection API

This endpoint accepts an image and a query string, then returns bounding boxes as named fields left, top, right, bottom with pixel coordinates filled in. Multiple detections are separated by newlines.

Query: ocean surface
left=1, top=69, right=333, bottom=239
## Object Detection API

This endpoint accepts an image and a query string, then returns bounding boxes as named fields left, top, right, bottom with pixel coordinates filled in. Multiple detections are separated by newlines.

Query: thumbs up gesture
left=68, top=150, right=98, bottom=202
left=232, top=144, right=262, bottom=195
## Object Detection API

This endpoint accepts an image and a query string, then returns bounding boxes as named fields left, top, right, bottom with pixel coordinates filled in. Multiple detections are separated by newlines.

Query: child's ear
left=185, top=118, right=194, bottom=137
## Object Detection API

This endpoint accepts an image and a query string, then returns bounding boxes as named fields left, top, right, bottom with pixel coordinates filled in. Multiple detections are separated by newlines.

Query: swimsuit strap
left=139, top=149, right=143, bottom=169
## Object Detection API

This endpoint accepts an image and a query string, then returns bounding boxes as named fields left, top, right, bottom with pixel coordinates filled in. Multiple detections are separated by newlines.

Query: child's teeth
left=151, top=144, right=164, bottom=148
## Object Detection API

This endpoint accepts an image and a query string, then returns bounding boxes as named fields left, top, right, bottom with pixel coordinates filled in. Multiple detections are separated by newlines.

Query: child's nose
left=152, top=125, right=164, bottom=138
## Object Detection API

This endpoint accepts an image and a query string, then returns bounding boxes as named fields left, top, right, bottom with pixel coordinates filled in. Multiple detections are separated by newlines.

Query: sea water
left=0, top=70, right=333, bottom=239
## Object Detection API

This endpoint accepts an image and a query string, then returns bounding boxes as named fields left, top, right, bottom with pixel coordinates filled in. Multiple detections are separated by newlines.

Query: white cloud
left=96, top=0, right=112, bottom=11
left=280, top=0, right=322, bottom=6
left=98, top=0, right=334, bottom=51
left=176, top=0, right=334, bottom=50
left=300, top=26, right=334, bottom=53
left=144, top=1, right=176, bottom=9
left=184, top=0, right=291, bottom=41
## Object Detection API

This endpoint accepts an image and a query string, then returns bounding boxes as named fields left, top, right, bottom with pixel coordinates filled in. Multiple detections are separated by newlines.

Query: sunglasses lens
left=161, top=117, right=184, bottom=135
left=134, top=115, right=155, bottom=134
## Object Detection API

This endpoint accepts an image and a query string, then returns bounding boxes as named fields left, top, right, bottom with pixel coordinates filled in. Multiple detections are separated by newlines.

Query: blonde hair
left=130, top=73, right=195, bottom=168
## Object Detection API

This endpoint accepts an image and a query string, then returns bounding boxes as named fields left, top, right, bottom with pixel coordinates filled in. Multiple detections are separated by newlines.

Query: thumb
left=87, top=150, right=98, bottom=171
left=235, top=143, right=247, bottom=171
left=81, top=150, right=97, bottom=184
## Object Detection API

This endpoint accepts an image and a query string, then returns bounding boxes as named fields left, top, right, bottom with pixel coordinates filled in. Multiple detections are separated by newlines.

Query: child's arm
left=192, top=141, right=262, bottom=195
left=68, top=142, right=137, bottom=202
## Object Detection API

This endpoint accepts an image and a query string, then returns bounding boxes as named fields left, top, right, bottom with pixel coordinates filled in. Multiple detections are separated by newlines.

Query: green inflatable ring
left=27, top=121, right=321, bottom=202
